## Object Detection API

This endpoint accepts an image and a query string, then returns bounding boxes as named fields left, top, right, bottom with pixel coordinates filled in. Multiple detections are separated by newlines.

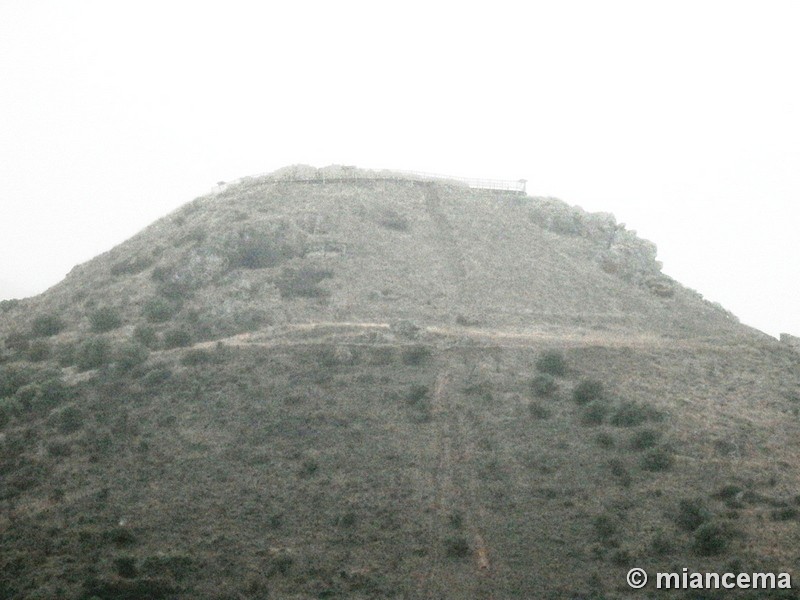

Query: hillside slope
left=1, top=166, right=798, bottom=599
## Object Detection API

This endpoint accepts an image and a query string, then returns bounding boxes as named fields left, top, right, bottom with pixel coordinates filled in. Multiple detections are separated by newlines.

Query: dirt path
left=175, top=320, right=733, bottom=357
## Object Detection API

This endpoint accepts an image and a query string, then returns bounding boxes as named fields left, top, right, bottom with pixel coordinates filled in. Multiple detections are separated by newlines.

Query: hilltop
left=1, top=166, right=799, bottom=599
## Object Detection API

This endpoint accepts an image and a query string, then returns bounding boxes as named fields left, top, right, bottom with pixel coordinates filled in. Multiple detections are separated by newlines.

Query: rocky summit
left=1, top=165, right=799, bottom=599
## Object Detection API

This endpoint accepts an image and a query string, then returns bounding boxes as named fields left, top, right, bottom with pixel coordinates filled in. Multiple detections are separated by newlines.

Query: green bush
left=531, top=373, right=558, bottom=397
left=115, top=343, right=149, bottom=372
left=692, top=522, right=733, bottom=556
left=51, top=405, right=84, bottom=434
left=76, top=337, right=113, bottom=371
left=163, top=327, right=192, bottom=349
left=13, top=378, right=68, bottom=411
left=0, top=299, right=20, bottom=313
left=535, top=351, right=567, bottom=376
left=529, top=402, right=552, bottom=420
left=593, top=514, right=618, bottom=544
left=640, top=447, right=674, bottom=472
left=276, top=266, right=333, bottom=298
left=25, top=340, right=50, bottom=362
left=630, top=427, right=662, bottom=450
left=581, top=400, right=608, bottom=425
left=444, top=536, right=470, bottom=558
left=0, top=397, right=22, bottom=428
left=609, top=401, right=662, bottom=427
left=573, top=379, right=604, bottom=405
left=406, top=384, right=429, bottom=405
left=89, top=306, right=122, bottom=332
left=142, top=366, right=172, bottom=387
left=4, top=330, right=30, bottom=353
left=675, top=498, right=712, bottom=532
left=31, top=314, right=65, bottom=337
left=0, top=364, right=31, bottom=397
left=55, top=342, right=77, bottom=367
left=110, top=255, right=153, bottom=276
left=142, top=297, right=181, bottom=323
left=401, top=345, right=432, bottom=366
left=133, top=324, right=159, bottom=349
left=181, top=349, right=213, bottom=366
left=228, top=229, right=297, bottom=269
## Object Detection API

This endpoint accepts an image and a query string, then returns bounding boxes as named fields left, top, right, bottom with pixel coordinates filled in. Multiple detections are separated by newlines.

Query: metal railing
left=216, top=167, right=527, bottom=193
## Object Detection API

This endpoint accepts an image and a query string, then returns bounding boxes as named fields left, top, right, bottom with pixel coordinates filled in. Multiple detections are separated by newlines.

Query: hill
left=1, top=166, right=799, bottom=599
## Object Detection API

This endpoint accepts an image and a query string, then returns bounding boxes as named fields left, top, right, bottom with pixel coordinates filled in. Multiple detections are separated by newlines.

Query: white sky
left=1, top=1, right=798, bottom=337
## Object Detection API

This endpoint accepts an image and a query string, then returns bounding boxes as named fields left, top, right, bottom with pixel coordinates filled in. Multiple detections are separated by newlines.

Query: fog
left=2, top=1, right=798, bottom=336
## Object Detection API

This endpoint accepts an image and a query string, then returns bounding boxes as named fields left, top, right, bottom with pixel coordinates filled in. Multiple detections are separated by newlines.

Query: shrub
left=640, top=447, right=674, bottom=472
left=143, top=297, right=181, bottom=323
left=114, top=556, right=138, bottom=579
left=89, top=306, right=122, bottom=333
left=593, top=514, right=617, bottom=543
left=115, top=343, right=149, bottom=372
left=31, top=314, right=65, bottom=337
left=181, top=349, right=213, bottom=366
left=133, top=324, right=159, bottom=349
left=692, top=522, right=733, bottom=556
left=609, top=401, right=662, bottom=427
left=0, top=397, right=22, bottom=428
left=444, top=536, right=470, bottom=558
left=581, top=400, right=608, bottom=426
left=163, top=327, right=192, bottom=349
left=675, top=498, right=712, bottom=532
left=401, top=345, right=432, bottom=366
left=76, top=337, right=113, bottom=371
left=0, top=299, right=20, bottom=313
left=14, top=378, right=68, bottom=411
left=770, top=507, right=798, bottom=521
left=378, top=209, right=410, bottom=231
left=529, top=402, right=552, bottom=420
left=4, top=330, right=30, bottom=353
left=406, top=384, right=429, bottom=405
left=275, top=266, right=333, bottom=298
left=228, top=230, right=296, bottom=269
left=51, top=405, right=84, bottom=434
left=110, top=255, right=153, bottom=276
left=573, top=379, right=604, bottom=405
left=608, top=458, right=632, bottom=486
left=536, top=351, right=567, bottom=376
left=630, top=427, right=662, bottom=450
left=26, top=340, right=50, bottom=362
left=531, top=373, right=558, bottom=398
left=595, top=432, right=615, bottom=448
left=55, top=342, right=77, bottom=367
left=142, top=366, right=172, bottom=387
left=0, top=364, right=31, bottom=397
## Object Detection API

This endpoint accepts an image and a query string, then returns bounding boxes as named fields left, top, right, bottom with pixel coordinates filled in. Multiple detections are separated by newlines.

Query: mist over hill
left=1, top=166, right=798, bottom=599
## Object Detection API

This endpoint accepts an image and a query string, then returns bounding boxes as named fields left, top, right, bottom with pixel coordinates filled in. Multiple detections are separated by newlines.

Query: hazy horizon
left=2, top=1, right=798, bottom=338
